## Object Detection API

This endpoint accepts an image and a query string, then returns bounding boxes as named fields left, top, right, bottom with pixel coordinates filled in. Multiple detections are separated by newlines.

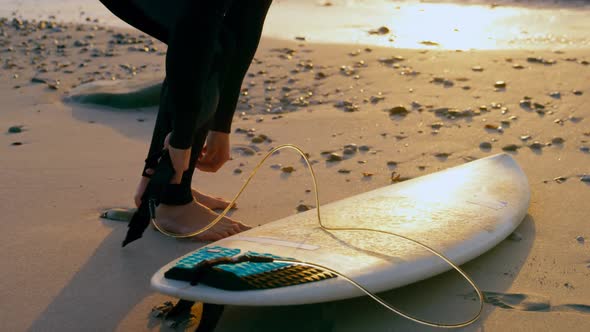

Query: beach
left=1, top=1, right=589, bottom=331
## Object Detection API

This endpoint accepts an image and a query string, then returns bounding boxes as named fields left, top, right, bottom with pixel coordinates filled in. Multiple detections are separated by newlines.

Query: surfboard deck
left=151, top=153, right=530, bottom=306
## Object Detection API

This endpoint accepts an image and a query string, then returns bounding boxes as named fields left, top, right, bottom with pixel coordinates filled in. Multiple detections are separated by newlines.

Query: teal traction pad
left=164, top=246, right=336, bottom=291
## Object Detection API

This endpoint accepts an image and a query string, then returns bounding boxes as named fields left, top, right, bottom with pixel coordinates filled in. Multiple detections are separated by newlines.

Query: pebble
left=471, top=66, right=484, bottom=72
left=343, top=147, right=356, bottom=155
left=338, top=169, right=351, bottom=174
left=529, top=141, right=544, bottom=150
left=281, top=166, right=295, bottom=173
left=502, top=144, right=519, bottom=152
left=479, top=142, right=492, bottom=149
left=512, top=64, right=524, bottom=69
left=270, top=164, right=282, bottom=170
left=327, top=153, right=343, bottom=162
left=369, top=26, right=390, bottom=35
left=101, top=208, right=137, bottom=222
left=549, top=91, right=561, bottom=99
left=11, top=142, right=23, bottom=146
left=508, top=232, right=522, bottom=241
left=434, top=152, right=450, bottom=159
left=553, top=176, right=567, bottom=183
left=430, top=122, right=444, bottom=129
left=579, top=146, right=589, bottom=152
left=576, top=236, right=585, bottom=244
left=520, top=135, right=531, bottom=141
left=251, top=135, right=267, bottom=144
left=234, top=168, right=242, bottom=174
left=494, top=81, right=506, bottom=89
left=233, top=146, right=256, bottom=156
left=572, top=90, right=583, bottom=95
left=387, top=161, right=398, bottom=167
left=8, top=125, right=23, bottom=133
left=580, top=175, right=590, bottom=182
left=551, top=137, right=564, bottom=144
left=362, top=172, right=374, bottom=177
left=296, top=204, right=314, bottom=212
left=388, top=105, right=409, bottom=116
left=343, top=143, right=358, bottom=152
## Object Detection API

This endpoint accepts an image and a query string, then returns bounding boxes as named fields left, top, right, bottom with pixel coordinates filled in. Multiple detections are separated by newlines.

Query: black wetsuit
left=99, top=0, right=272, bottom=204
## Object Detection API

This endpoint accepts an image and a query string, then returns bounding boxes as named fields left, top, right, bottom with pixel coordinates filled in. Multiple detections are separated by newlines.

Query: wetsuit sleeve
left=208, top=0, right=272, bottom=134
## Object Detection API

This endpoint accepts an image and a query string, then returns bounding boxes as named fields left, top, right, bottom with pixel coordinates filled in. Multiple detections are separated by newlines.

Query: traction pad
left=164, top=246, right=337, bottom=290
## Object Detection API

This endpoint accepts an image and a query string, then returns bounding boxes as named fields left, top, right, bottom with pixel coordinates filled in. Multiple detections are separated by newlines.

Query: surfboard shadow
left=28, top=219, right=206, bottom=332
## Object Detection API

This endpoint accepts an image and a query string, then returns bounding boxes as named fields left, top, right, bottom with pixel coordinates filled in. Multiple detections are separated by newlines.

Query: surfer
left=98, top=0, right=273, bottom=241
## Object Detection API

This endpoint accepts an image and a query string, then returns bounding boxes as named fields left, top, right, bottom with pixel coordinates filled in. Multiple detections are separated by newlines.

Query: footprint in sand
left=465, top=291, right=590, bottom=314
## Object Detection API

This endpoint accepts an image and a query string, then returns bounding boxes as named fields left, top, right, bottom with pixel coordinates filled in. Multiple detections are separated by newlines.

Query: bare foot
left=191, top=188, right=236, bottom=210
left=155, top=199, right=250, bottom=241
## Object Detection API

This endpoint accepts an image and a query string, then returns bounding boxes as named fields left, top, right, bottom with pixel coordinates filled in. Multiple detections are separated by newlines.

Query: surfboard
left=151, top=153, right=530, bottom=306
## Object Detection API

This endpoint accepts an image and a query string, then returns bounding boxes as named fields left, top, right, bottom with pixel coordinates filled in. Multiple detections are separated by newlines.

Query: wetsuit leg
left=210, top=0, right=273, bottom=133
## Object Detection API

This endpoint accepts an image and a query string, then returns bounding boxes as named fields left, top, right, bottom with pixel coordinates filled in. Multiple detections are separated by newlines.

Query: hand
left=196, top=131, right=231, bottom=172
left=164, top=132, right=191, bottom=184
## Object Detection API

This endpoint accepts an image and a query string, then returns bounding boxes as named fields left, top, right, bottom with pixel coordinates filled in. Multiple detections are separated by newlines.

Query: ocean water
left=1, top=0, right=589, bottom=49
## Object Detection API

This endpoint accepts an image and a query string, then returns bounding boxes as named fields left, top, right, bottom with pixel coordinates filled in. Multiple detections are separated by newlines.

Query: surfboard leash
left=144, top=144, right=485, bottom=328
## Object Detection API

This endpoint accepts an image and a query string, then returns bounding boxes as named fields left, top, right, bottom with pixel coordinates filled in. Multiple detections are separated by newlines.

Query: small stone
left=551, top=137, right=564, bottom=144
left=338, top=169, right=351, bottom=174
left=8, top=125, right=23, bottom=133
left=580, top=175, right=590, bottom=182
left=362, top=172, right=374, bottom=177
left=508, top=232, right=522, bottom=241
left=549, top=91, right=561, bottom=99
left=387, top=161, right=398, bottom=167
left=270, top=164, right=282, bottom=170
left=479, top=142, right=492, bottom=149
left=327, top=153, right=343, bottom=162
left=388, top=105, right=409, bottom=116
left=520, top=135, right=531, bottom=141
left=343, top=147, right=356, bottom=155
left=430, top=122, right=444, bottom=129
left=434, top=152, right=450, bottom=159
left=502, top=144, right=519, bottom=152
left=369, top=26, right=390, bottom=35
left=520, top=100, right=532, bottom=109
left=485, top=124, right=500, bottom=131
left=251, top=135, right=267, bottom=144
left=234, top=168, right=242, bottom=174
left=580, top=146, right=590, bottom=153
left=281, top=166, right=295, bottom=173
left=494, top=81, right=506, bottom=89
left=572, top=90, right=583, bottom=95
left=576, top=236, right=585, bottom=244
left=343, top=143, right=358, bottom=152
left=471, top=66, right=484, bottom=72
left=296, top=204, right=313, bottom=212
left=11, top=142, right=23, bottom=146
left=554, top=176, right=567, bottom=183
left=529, top=141, right=543, bottom=150
left=233, top=146, right=256, bottom=156
left=512, top=64, right=524, bottom=69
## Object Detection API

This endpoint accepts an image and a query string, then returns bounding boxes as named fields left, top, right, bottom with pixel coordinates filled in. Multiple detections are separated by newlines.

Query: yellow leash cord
left=151, top=144, right=484, bottom=328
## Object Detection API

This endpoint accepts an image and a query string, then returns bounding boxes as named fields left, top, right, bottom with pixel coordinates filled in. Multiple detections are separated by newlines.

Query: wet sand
left=0, top=11, right=589, bottom=332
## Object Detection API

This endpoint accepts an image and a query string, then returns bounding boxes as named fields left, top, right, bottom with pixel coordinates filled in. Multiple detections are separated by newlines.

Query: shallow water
left=1, top=0, right=590, bottom=49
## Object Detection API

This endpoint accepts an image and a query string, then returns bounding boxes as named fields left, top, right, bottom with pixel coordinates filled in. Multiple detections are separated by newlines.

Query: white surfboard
left=151, top=153, right=530, bottom=306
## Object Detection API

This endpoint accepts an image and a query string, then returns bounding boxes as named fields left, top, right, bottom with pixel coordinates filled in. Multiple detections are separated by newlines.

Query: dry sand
left=0, top=13, right=589, bottom=332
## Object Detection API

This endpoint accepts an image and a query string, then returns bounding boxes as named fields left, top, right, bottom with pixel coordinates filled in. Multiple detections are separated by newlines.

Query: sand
left=0, top=6, right=589, bottom=332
